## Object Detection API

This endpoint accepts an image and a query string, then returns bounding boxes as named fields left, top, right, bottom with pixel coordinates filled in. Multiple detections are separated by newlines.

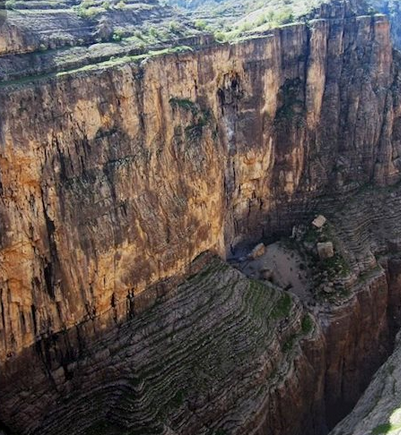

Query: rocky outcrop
left=0, top=245, right=397, bottom=435
left=317, top=242, right=334, bottom=259
left=368, top=0, right=401, bottom=50
left=1, top=207, right=400, bottom=435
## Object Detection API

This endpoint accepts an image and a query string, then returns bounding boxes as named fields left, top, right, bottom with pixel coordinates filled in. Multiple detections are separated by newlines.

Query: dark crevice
left=40, top=191, right=60, bottom=300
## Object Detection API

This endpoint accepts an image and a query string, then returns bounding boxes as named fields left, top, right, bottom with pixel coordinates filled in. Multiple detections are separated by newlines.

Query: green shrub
left=112, top=30, right=124, bottom=42
left=170, top=390, right=184, bottom=408
left=282, top=334, right=297, bottom=352
left=134, top=30, right=145, bottom=40
left=194, top=19, right=207, bottom=30
left=301, top=314, right=313, bottom=334
left=238, top=21, right=253, bottom=32
left=6, top=0, right=16, bottom=10
left=76, top=1, right=102, bottom=19
left=169, top=98, right=198, bottom=114
left=169, top=21, right=180, bottom=33
left=372, top=423, right=401, bottom=435
left=80, top=0, right=95, bottom=9
left=255, top=14, right=267, bottom=27
left=148, top=27, right=159, bottom=38
left=214, top=31, right=226, bottom=42
left=275, top=8, right=295, bottom=25
left=272, top=293, right=292, bottom=319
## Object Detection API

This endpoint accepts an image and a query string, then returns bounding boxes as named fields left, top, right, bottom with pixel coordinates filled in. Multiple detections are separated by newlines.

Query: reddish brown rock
left=0, top=9, right=398, bottom=364
left=0, top=2, right=400, bottom=435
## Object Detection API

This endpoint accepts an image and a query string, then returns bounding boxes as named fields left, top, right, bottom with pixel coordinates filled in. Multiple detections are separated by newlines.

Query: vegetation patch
left=170, top=389, right=185, bottom=408
left=185, top=116, right=209, bottom=140
left=282, top=334, right=297, bottom=352
left=274, top=78, right=305, bottom=127
left=271, top=292, right=292, bottom=319
left=1, top=46, right=194, bottom=88
left=301, top=314, right=313, bottom=335
left=168, top=98, right=212, bottom=142
left=74, top=0, right=104, bottom=19
left=169, top=98, right=199, bottom=114
left=317, top=254, right=350, bottom=279
left=372, top=423, right=401, bottom=434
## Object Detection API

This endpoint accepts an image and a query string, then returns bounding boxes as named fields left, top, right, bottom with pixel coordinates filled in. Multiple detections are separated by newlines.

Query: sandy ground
left=235, top=242, right=311, bottom=300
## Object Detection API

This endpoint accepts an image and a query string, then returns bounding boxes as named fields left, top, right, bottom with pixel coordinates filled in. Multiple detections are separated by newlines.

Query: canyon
left=2, top=0, right=401, bottom=434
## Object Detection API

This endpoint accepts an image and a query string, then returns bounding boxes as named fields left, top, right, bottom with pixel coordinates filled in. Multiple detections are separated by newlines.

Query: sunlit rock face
left=1, top=1, right=401, bottom=434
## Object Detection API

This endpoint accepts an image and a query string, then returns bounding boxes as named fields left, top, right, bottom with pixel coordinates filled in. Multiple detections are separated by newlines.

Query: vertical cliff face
left=0, top=6, right=400, bottom=364
left=329, top=330, right=401, bottom=435
left=1, top=209, right=400, bottom=435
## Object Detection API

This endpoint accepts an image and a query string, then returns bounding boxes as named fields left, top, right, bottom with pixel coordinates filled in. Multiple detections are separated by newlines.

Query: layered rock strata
left=1, top=1, right=401, bottom=434
left=1, top=211, right=400, bottom=435
left=0, top=0, right=185, bottom=56
left=0, top=5, right=399, bottom=362
left=0, top=255, right=325, bottom=435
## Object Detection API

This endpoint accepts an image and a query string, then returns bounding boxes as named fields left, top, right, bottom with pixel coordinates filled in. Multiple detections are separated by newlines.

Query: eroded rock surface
left=0, top=255, right=326, bottom=435
left=0, top=3, right=399, bottom=364
left=1, top=1, right=401, bottom=434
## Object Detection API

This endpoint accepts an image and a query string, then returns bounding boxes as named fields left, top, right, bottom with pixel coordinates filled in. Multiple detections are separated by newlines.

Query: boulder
left=312, top=215, right=327, bottom=229
left=248, top=243, right=265, bottom=260
left=317, top=242, right=334, bottom=259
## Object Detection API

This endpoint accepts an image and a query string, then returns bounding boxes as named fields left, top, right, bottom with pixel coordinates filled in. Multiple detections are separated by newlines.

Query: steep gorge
left=2, top=1, right=401, bottom=434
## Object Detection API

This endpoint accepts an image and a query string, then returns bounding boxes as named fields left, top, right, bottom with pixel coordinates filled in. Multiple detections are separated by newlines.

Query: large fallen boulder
left=317, top=242, right=334, bottom=259
left=312, top=215, right=327, bottom=229
left=248, top=243, right=266, bottom=259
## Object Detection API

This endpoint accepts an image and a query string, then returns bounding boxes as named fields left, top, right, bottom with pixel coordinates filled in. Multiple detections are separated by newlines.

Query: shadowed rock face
left=1, top=1, right=401, bottom=434
left=1, top=203, right=401, bottom=435
left=329, top=329, right=401, bottom=435
left=0, top=255, right=327, bottom=435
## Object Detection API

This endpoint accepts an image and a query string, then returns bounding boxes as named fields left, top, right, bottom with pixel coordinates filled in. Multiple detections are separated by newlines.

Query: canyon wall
left=1, top=4, right=400, bottom=364
left=330, top=328, right=401, bottom=435
left=0, top=0, right=179, bottom=56
left=0, top=254, right=327, bottom=435
left=2, top=2, right=401, bottom=434
left=1, top=208, right=401, bottom=435
left=0, top=249, right=397, bottom=435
